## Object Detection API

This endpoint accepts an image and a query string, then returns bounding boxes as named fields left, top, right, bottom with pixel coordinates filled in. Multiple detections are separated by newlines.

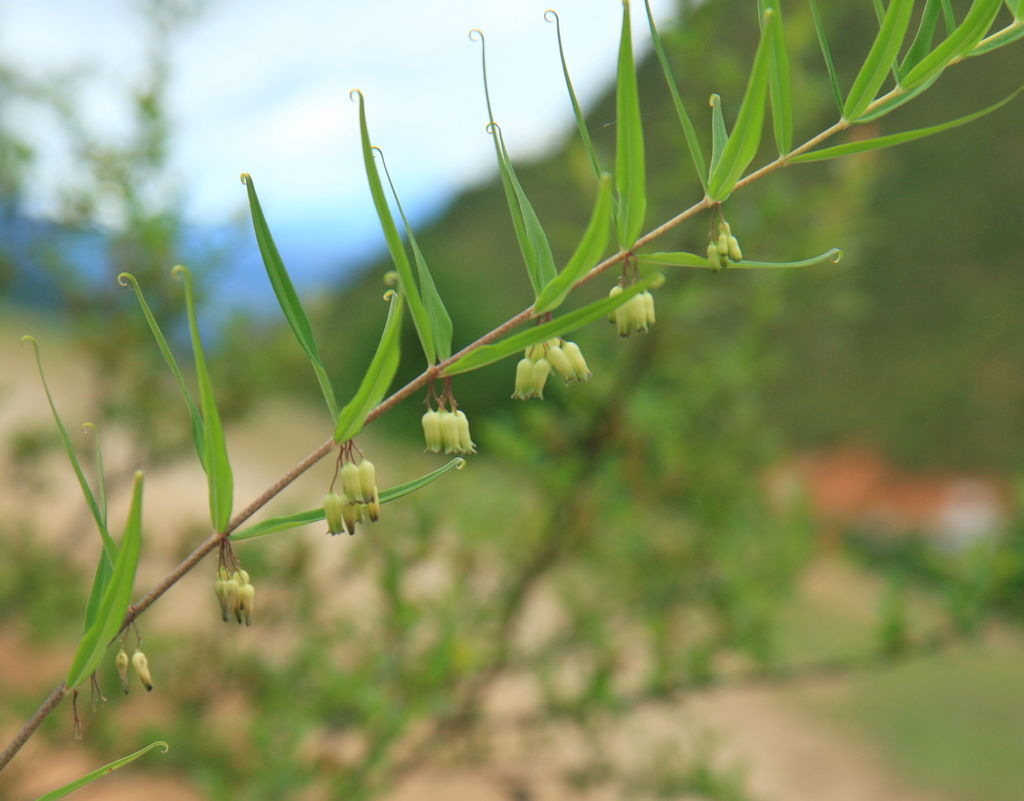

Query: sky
left=1, top=0, right=677, bottom=296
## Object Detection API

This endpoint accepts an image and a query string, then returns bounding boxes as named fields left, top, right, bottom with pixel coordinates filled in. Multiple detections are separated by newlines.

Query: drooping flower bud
left=231, top=570, right=250, bottom=624
left=607, top=285, right=623, bottom=322
left=720, top=220, right=732, bottom=238
left=116, top=648, right=130, bottom=693
left=358, top=460, right=376, bottom=504
left=132, top=649, right=153, bottom=692
left=324, top=491, right=346, bottom=535
left=525, top=343, right=546, bottom=362
left=454, top=410, right=476, bottom=454
left=422, top=410, right=443, bottom=453
left=707, top=243, right=724, bottom=271
left=214, top=566, right=232, bottom=622
left=341, top=461, right=362, bottom=503
left=642, top=291, right=656, bottom=327
left=546, top=344, right=574, bottom=381
left=728, top=235, right=743, bottom=262
left=562, top=340, right=591, bottom=381
left=629, top=293, right=649, bottom=334
left=366, top=487, right=380, bottom=522
left=343, top=500, right=362, bottom=535
left=238, top=582, right=255, bottom=627
left=513, top=357, right=534, bottom=399
left=531, top=358, right=551, bottom=399
left=615, top=301, right=632, bottom=337
left=440, top=410, right=459, bottom=454
left=718, top=232, right=729, bottom=257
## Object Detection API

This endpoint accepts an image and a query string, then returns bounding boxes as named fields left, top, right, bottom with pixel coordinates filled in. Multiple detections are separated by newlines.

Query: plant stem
left=0, top=682, right=67, bottom=772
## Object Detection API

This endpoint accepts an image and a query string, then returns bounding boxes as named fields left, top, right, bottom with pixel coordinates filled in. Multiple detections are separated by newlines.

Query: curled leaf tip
left=709, top=92, right=720, bottom=107
left=20, top=334, right=37, bottom=348
left=649, top=272, right=666, bottom=288
left=831, top=249, right=843, bottom=263
left=485, top=121, right=500, bottom=136
left=171, top=264, right=189, bottom=280
left=240, top=172, right=251, bottom=185
left=544, top=9, right=558, bottom=22
left=349, top=88, right=363, bottom=102
left=82, top=422, right=97, bottom=434
left=383, top=270, right=399, bottom=286
left=468, top=28, right=484, bottom=42
left=116, top=272, right=136, bottom=287
left=383, top=288, right=396, bottom=302
left=455, top=457, right=467, bottom=470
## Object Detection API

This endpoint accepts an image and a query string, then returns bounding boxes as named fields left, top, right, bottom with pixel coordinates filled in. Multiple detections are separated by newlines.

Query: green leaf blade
left=334, top=287, right=405, bottom=443
left=174, top=266, right=233, bottom=533
left=354, top=91, right=435, bottom=364
left=902, top=0, right=1003, bottom=89
left=615, top=0, right=647, bottom=248
left=639, top=248, right=843, bottom=269
left=34, top=742, right=169, bottom=801
left=241, top=173, right=338, bottom=419
left=791, top=86, right=1023, bottom=163
left=230, top=458, right=466, bottom=542
left=534, top=173, right=613, bottom=315
left=117, top=273, right=205, bottom=469
left=809, top=0, right=844, bottom=113
left=842, top=0, right=915, bottom=122
left=66, top=472, right=144, bottom=692
left=765, top=0, right=793, bottom=155
left=965, top=17, right=1024, bottom=56
left=643, top=0, right=708, bottom=193
left=708, top=11, right=772, bottom=201
left=547, top=10, right=602, bottom=181
left=443, top=273, right=663, bottom=376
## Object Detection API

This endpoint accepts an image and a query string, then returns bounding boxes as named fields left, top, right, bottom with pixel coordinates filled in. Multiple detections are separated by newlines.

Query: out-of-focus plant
left=3, top=0, right=1024, bottom=797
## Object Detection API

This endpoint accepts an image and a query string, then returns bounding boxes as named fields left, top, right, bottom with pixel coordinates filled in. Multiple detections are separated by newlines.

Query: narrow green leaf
left=900, top=0, right=943, bottom=77
left=902, top=0, right=1002, bottom=90
left=615, top=0, right=647, bottom=248
left=709, top=94, right=727, bottom=177
left=375, top=149, right=453, bottom=361
left=66, top=472, right=144, bottom=692
left=843, top=0, right=914, bottom=122
left=965, top=18, right=1024, bottom=55
left=809, top=0, right=844, bottom=113
left=353, top=90, right=434, bottom=364
left=764, top=0, right=793, bottom=155
left=231, top=458, right=466, bottom=542
left=81, top=423, right=109, bottom=634
left=334, top=287, right=405, bottom=443
left=708, top=10, right=772, bottom=201
left=534, top=173, right=613, bottom=314
left=941, top=0, right=957, bottom=32
left=117, top=273, right=205, bottom=469
left=240, top=173, right=338, bottom=419
left=174, top=265, right=233, bottom=533
left=871, top=0, right=887, bottom=24
left=546, top=10, right=602, bottom=181
left=490, top=123, right=558, bottom=296
left=34, top=742, right=169, bottom=801
left=21, top=337, right=116, bottom=564
left=791, top=86, right=1023, bottom=162
left=443, top=273, right=663, bottom=376
left=643, top=0, right=708, bottom=193
left=640, top=248, right=842, bottom=269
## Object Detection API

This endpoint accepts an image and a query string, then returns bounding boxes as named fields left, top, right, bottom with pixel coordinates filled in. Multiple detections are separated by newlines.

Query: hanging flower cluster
left=513, top=337, right=591, bottom=400
left=707, top=219, right=743, bottom=270
left=215, top=565, right=256, bottom=626
left=608, top=285, right=656, bottom=337
left=421, top=377, right=476, bottom=454
left=323, top=445, right=381, bottom=536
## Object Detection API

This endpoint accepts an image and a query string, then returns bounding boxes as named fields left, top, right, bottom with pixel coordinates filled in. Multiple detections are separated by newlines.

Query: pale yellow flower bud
left=718, top=232, right=728, bottom=258
left=341, top=462, right=361, bottom=503
left=116, top=648, right=130, bottom=694
left=531, top=358, right=551, bottom=399
left=454, top=410, right=476, bottom=454
left=728, top=235, right=743, bottom=262
left=132, top=649, right=153, bottom=692
left=707, top=243, right=724, bottom=271
left=546, top=344, right=574, bottom=381
left=562, top=340, right=591, bottom=381
left=358, top=460, right=376, bottom=504
left=607, top=285, right=623, bottom=322
left=343, top=501, right=361, bottom=535
left=214, top=566, right=232, bottom=622
left=440, top=410, right=459, bottom=454
left=324, top=491, right=346, bottom=535
left=525, top=343, right=546, bottom=362
left=366, top=487, right=380, bottom=522
left=642, top=291, right=656, bottom=327
left=238, top=582, right=255, bottom=627
left=629, top=293, right=648, bottom=333
left=513, top=357, right=534, bottom=399
left=422, top=410, right=443, bottom=453
left=615, top=302, right=632, bottom=337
